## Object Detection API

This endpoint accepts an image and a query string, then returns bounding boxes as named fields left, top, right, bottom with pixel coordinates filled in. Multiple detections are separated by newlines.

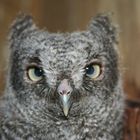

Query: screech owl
left=0, top=13, right=124, bottom=140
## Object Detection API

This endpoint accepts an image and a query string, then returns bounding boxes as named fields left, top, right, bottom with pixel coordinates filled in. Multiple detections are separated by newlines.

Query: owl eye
left=27, top=66, right=44, bottom=82
left=85, top=63, right=101, bottom=79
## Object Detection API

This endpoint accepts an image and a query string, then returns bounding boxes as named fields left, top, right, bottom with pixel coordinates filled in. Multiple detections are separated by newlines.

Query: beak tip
left=60, top=94, right=71, bottom=117
left=63, top=107, right=69, bottom=117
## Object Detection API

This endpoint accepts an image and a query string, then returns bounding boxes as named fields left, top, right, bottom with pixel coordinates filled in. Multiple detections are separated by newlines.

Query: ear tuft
left=88, top=13, right=118, bottom=43
left=9, top=13, right=37, bottom=42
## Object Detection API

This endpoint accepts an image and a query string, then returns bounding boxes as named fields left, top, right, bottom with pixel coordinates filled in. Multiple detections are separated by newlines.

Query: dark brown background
left=0, top=0, right=140, bottom=101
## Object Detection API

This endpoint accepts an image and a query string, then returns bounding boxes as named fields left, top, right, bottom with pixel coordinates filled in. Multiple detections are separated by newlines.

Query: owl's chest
left=31, top=112, right=123, bottom=140
left=34, top=119, right=95, bottom=140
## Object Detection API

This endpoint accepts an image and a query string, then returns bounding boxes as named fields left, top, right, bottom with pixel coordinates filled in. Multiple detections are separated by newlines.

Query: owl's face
left=9, top=14, right=119, bottom=122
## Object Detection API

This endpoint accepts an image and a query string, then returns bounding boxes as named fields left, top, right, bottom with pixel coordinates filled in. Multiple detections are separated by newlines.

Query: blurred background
left=0, top=0, right=140, bottom=102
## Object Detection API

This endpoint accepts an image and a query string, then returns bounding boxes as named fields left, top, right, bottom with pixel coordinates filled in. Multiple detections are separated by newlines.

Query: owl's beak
left=59, top=94, right=71, bottom=117
left=57, top=79, right=72, bottom=117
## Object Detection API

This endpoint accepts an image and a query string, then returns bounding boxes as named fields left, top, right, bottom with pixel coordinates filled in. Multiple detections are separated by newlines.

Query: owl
left=0, top=13, right=124, bottom=140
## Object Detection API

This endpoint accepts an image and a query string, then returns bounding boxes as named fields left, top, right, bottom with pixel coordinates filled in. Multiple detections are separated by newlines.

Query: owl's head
left=7, top=13, right=120, bottom=121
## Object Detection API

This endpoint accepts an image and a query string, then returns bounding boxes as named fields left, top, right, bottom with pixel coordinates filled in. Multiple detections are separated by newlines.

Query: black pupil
left=34, top=67, right=43, bottom=77
left=86, top=65, right=95, bottom=75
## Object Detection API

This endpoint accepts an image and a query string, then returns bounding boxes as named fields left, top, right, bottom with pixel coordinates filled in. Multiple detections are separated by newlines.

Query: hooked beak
left=59, top=94, right=71, bottom=117
left=57, top=79, right=72, bottom=117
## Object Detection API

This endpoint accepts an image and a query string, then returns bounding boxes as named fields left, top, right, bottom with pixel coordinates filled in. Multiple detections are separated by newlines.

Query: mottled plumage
left=0, top=13, right=124, bottom=140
